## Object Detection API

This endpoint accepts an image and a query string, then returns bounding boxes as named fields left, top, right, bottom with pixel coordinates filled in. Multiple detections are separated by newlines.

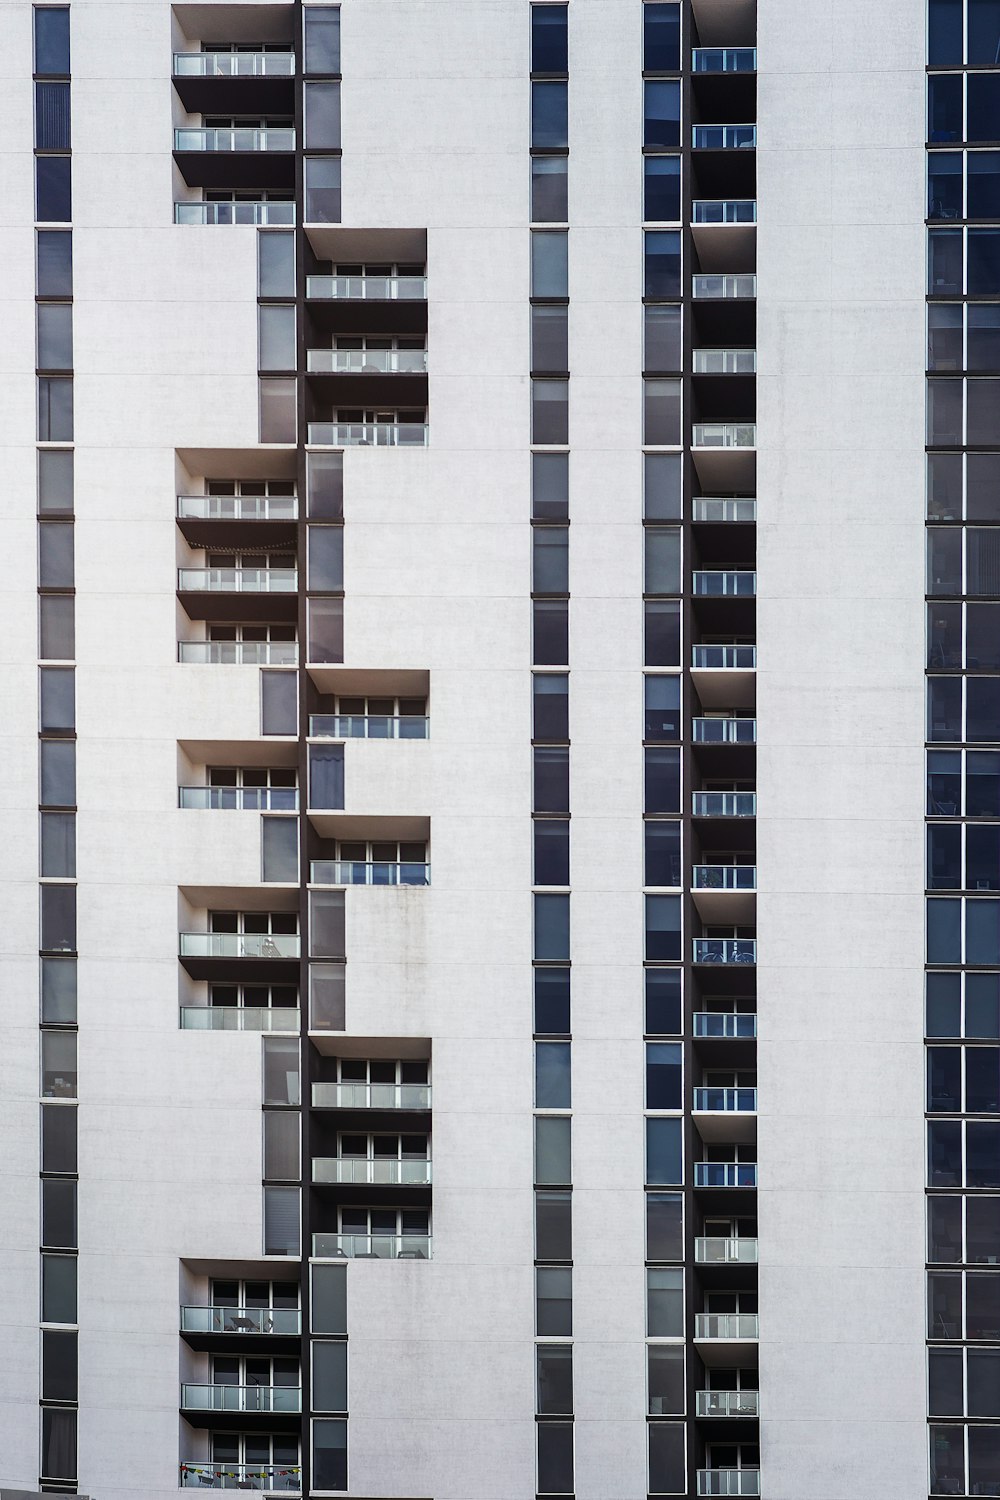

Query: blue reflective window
left=929, top=75, right=963, bottom=143
left=531, top=5, right=568, bottom=72
left=644, top=2, right=680, bottom=71
left=532, top=82, right=568, bottom=149
left=644, top=80, right=680, bottom=149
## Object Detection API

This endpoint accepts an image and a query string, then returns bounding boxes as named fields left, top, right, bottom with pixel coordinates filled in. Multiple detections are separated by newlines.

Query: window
left=537, top=1344, right=573, bottom=1414
left=259, top=376, right=296, bottom=442
left=535, top=893, right=570, bottom=960
left=645, top=230, right=681, bottom=299
left=645, top=452, right=682, bottom=518
left=646, top=1042, right=682, bottom=1108
left=645, top=968, right=682, bottom=1034
left=532, top=156, right=568, bottom=222
left=535, top=1189, right=572, bottom=1260
left=648, top=1421, right=686, bottom=1496
left=263, top=1110, right=300, bottom=1181
left=647, top=1267, right=684, bottom=1336
left=644, top=675, right=681, bottom=740
left=40, top=738, right=75, bottom=807
left=646, top=894, right=681, bottom=960
left=304, top=80, right=341, bottom=149
left=535, top=1116, right=572, bottom=1184
left=533, top=600, right=569, bottom=665
left=535, top=968, right=571, bottom=1034
left=41, top=1253, right=76, bottom=1325
left=533, top=379, right=569, bottom=444
left=259, top=305, right=296, bottom=371
left=263, top=1185, right=300, bottom=1256
left=534, top=748, right=570, bottom=814
left=644, top=157, right=681, bottom=223
left=40, top=956, right=76, bottom=1023
left=531, top=5, right=568, bottom=73
left=532, top=231, right=569, bottom=298
left=41, top=1104, right=76, bottom=1174
left=307, top=526, right=344, bottom=591
left=35, top=80, right=70, bottom=148
left=645, top=527, right=681, bottom=593
left=258, top=231, right=295, bottom=297
left=533, top=452, right=569, bottom=520
left=41, top=1328, right=78, bottom=1402
left=312, top=1419, right=347, bottom=1491
left=40, top=884, right=75, bottom=954
left=36, top=155, right=71, bottom=223
left=645, top=305, right=682, bottom=372
left=304, top=156, right=341, bottom=223
left=532, top=305, right=569, bottom=373
left=39, top=666, right=74, bottom=730
left=38, top=376, right=73, bottom=440
left=40, top=1407, right=76, bottom=1483
left=533, top=526, right=569, bottom=592
left=645, top=600, right=681, bottom=666
left=534, top=673, right=569, bottom=740
left=303, top=5, right=341, bottom=73
left=645, top=821, right=681, bottom=888
left=261, top=670, right=298, bottom=735
left=646, top=1191, right=683, bottom=1260
left=537, top=1421, right=574, bottom=1495
left=261, top=816, right=299, bottom=883
left=536, top=1041, right=571, bottom=1108
left=645, top=1116, right=682, bottom=1184
left=38, top=447, right=73, bottom=512
left=39, top=594, right=74, bottom=660
left=37, top=302, right=73, bottom=370
left=310, top=890, right=346, bottom=959
left=643, top=2, right=681, bottom=72
left=532, top=81, right=568, bottom=149
left=311, top=1263, right=347, bottom=1334
left=312, top=1341, right=348, bottom=1412
left=308, top=596, right=344, bottom=663
left=309, top=744, right=344, bottom=810
left=34, top=7, right=70, bottom=76
left=41, top=1030, right=76, bottom=1099
left=644, top=80, right=680, bottom=149
left=536, top=1266, right=572, bottom=1334
left=534, top=818, right=570, bottom=884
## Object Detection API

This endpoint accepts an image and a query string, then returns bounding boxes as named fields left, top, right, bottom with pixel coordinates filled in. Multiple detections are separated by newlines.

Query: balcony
left=179, top=640, right=298, bottom=665
left=692, top=423, right=756, bottom=449
left=178, top=495, right=298, bottom=522
left=694, top=1162, right=757, bottom=1188
left=696, top=1390, right=759, bottom=1419
left=177, top=567, right=297, bottom=593
left=180, top=1384, right=301, bottom=1413
left=312, top=1232, right=431, bottom=1259
left=693, top=939, right=756, bottom=964
left=180, top=1005, right=300, bottom=1032
left=693, top=349, right=757, bottom=375
left=310, top=859, right=430, bottom=886
left=697, top=1470, right=760, bottom=1497
left=180, top=1463, right=300, bottom=1492
left=312, top=1082, right=431, bottom=1109
left=693, top=125, right=757, bottom=150
left=179, top=787, right=298, bottom=811
left=692, top=867, right=756, bottom=924
left=173, top=52, right=295, bottom=76
left=307, top=274, right=427, bottom=300
left=693, top=1087, right=757, bottom=1144
left=174, top=127, right=295, bottom=152
left=692, top=47, right=757, bottom=72
left=180, top=933, right=300, bottom=960
left=692, top=276, right=757, bottom=301
left=692, top=646, right=756, bottom=670
left=307, top=348, right=428, bottom=374
left=181, top=1306, right=301, bottom=1335
left=312, top=1158, right=433, bottom=1185
left=694, top=1087, right=757, bottom=1111
left=309, top=713, right=428, bottom=739
left=692, top=718, right=756, bottom=744
left=694, top=1313, right=760, bottom=1362
left=692, top=865, right=756, bottom=891
left=171, top=47, right=295, bottom=115
left=695, top=1237, right=759, bottom=1265
left=175, top=201, right=295, bottom=226
left=693, top=571, right=756, bottom=597
left=693, top=1012, right=757, bottom=1039
left=307, top=421, right=428, bottom=447
left=692, top=200, right=757, bottom=224
left=693, top=497, right=757, bottom=522
left=692, top=791, right=756, bottom=817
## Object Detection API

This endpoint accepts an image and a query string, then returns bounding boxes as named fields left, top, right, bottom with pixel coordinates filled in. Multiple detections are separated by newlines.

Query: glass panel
left=305, top=80, right=341, bottom=149
left=303, top=6, right=341, bottom=73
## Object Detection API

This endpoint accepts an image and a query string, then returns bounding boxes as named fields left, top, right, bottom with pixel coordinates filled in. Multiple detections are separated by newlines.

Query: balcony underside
left=692, top=1183, right=757, bottom=1213
left=694, top=1335, right=760, bottom=1368
left=691, top=151, right=756, bottom=200
left=310, top=1106, right=432, bottom=1135
left=691, top=596, right=756, bottom=635
left=306, top=371, right=428, bottom=406
left=692, top=373, right=756, bottom=420
left=307, top=301, right=428, bottom=339
left=180, top=1405, right=300, bottom=1433
left=691, top=298, right=756, bottom=345
left=180, top=1328, right=301, bottom=1355
left=172, top=75, right=295, bottom=114
left=693, top=966, right=756, bottom=1000
left=691, top=742, right=756, bottom=779
left=308, top=812, right=430, bottom=841
left=690, top=221, right=756, bottom=275
left=179, top=955, right=300, bottom=982
left=173, top=150, right=295, bottom=191
left=177, top=590, right=298, bottom=624
left=311, top=1182, right=433, bottom=1209
left=304, top=664, right=430, bottom=695
left=691, top=73, right=757, bottom=119
left=690, top=667, right=755, bottom=710
left=692, top=888, right=756, bottom=923
left=177, top=518, right=297, bottom=549
left=692, top=1110, right=757, bottom=1144
left=695, top=1258, right=760, bottom=1292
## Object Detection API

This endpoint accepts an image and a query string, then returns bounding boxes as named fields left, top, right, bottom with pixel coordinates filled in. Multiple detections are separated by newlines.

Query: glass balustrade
left=180, top=1306, right=302, bottom=1334
left=312, top=1158, right=433, bottom=1185
left=694, top=1237, right=759, bottom=1264
left=173, top=51, right=295, bottom=76
left=692, top=718, right=757, bottom=744
left=694, top=1313, right=760, bottom=1340
left=692, top=570, right=757, bottom=596
left=179, top=933, right=300, bottom=959
left=692, top=200, right=757, bottom=224
left=180, top=1462, right=301, bottom=1491
left=693, top=939, right=757, bottom=965
left=179, top=787, right=298, bottom=811
left=697, top=1469, right=761, bottom=1497
left=696, top=1390, right=760, bottom=1418
left=692, top=274, right=757, bottom=299
left=692, top=645, right=757, bottom=669
left=306, top=348, right=428, bottom=374
left=306, top=422, right=428, bottom=447
left=309, top=860, right=430, bottom=887
left=692, top=47, right=757, bottom=72
left=177, top=495, right=298, bottom=521
left=174, top=201, right=296, bottom=226
left=693, top=1086, right=758, bottom=1111
left=693, top=349, right=758, bottom=374
left=693, top=124, right=757, bottom=149
left=180, top=1384, right=302, bottom=1412
left=692, top=792, right=757, bottom=817
left=694, top=1162, right=757, bottom=1187
left=180, top=1006, right=300, bottom=1032
left=179, top=641, right=298, bottom=665
left=693, top=1012, right=758, bottom=1039
left=312, top=1082, right=431, bottom=1109
left=306, top=274, right=427, bottom=300
left=177, top=567, right=298, bottom=592
left=692, top=865, right=756, bottom=890
left=174, top=127, right=295, bottom=151
left=692, top=497, right=757, bottom=522
left=312, top=1232, right=431, bottom=1259
left=309, top=714, right=428, bottom=739
left=692, top=423, right=757, bottom=448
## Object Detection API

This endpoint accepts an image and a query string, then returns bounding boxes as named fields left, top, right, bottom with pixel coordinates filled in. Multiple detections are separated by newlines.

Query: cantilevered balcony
left=178, top=566, right=297, bottom=593
left=312, top=1082, right=431, bottom=1110
left=692, top=497, right=757, bottom=522
left=693, top=1087, right=757, bottom=1144
left=174, top=127, right=295, bottom=151
left=312, top=1157, right=432, bottom=1185
left=693, top=200, right=756, bottom=224
left=179, top=786, right=298, bottom=811
left=173, top=127, right=295, bottom=191
left=180, top=933, right=300, bottom=960
left=171, top=48, right=295, bottom=114
left=691, top=644, right=756, bottom=710
left=174, top=51, right=295, bottom=76
left=692, top=866, right=756, bottom=923
left=177, top=567, right=298, bottom=625
left=697, top=1469, right=760, bottom=1496
left=307, top=347, right=427, bottom=374
left=693, top=423, right=756, bottom=449
left=177, top=494, right=298, bottom=548
left=179, top=639, right=298, bottom=665
left=693, top=570, right=756, bottom=598
left=312, top=1232, right=431, bottom=1259
left=180, top=1462, right=301, bottom=1491
left=696, top=1390, right=760, bottom=1419
left=694, top=1313, right=759, bottom=1352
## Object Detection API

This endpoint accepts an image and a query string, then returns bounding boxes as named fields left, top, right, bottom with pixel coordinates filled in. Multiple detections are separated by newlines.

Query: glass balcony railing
left=692, top=200, right=757, bottom=224
left=693, top=1012, right=758, bottom=1039
left=174, top=201, right=296, bottom=226
left=692, top=718, right=757, bottom=744
left=692, top=792, right=757, bottom=817
left=693, top=1086, right=758, bottom=1112
left=180, top=1463, right=301, bottom=1491
left=692, top=497, right=757, bottom=522
left=693, top=349, right=757, bottom=374
left=179, top=640, right=298, bottom=665
left=313, top=1232, right=431, bottom=1258
left=179, top=786, right=298, bottom=811
left=692, top=46, right=757, bottom=72
left=307, top=422, right=428, bottom=447
left=177, top=495, right=298, bottom=521
left=307, top=348, right=428, bottom=374
left=695, top=1237, right=759, bottom=1265
left=698, top=1469, right=761, bottom=1497
left=693, top=124, right=757, bottom=150
left=692, top=645, right=756, bottom=669
left=306, top=274, right=427, bottom=300
left=181, top=1384, right=301, bottom=1413
left=173, top=51, right=295, bottom=76
left=692, top=274, right=757, bottom=299
left=179, top=933, right=300, bottom=959
left=309, top=714, right=428, bottom=739
left=696, top=1390, right=760, bottom=1419
left=312, top=1082, right=431, bottom=1109
left=693, top=864, right=756, bottom=891
left=181, top=1306, right=302, bottom=1335
left=693, top=570, right=757, bottom=596
left=310, top=860, right=430, bottom=887
left=693, top=940, right=757, bottom=965
left=695, top=1313, right=760, bottom=1341
left=694, top=1161, right=757, bottom=1187
left=180, top=1006, right=300, bottom=1032
left=312, top=1158, right=432, bottom=1185
left=177, top=567, right=297, bottom=593
left=174, top=127, right=295, bottom=152
left=692, top=423, right=757, bottom=448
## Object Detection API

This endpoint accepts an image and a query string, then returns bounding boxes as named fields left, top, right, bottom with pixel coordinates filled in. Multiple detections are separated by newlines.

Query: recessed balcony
left=171, top=48, right=295, bottom=115
left=306, top=421, right=428, bottom=447
left=310, top=859, right=430, bottom=887
left=177, top=567, right=298, bottom=625
left=694, top=1161, right=757, bottom=1188
left=693, top=939, right=756, bottom=965
left=696, top=1389, right=760, bottom=1419
left=180, top=1005, right=300, bottom=1032
left=693, top=349, right=757, bottom=375
left=173, top=126, right=295, bottom=191
left=174, top=200, right=295, bottom=226
left=692, top=791, right=757, bottom=817
left=312, top=1082, right=431, bottom=1109
left=695, top=1237, right=759, bottom=1265
left=693, top=124, right=756, bottom=150
left=179, top=786, right=298, bottom=811
left=180, top=1383, right=301, bottom=1414
left=181, top=1306, right=301, bottom=1335
left=692, top=717, right=756, bottom=745
left=693, top=1087, right=757, bottom=1143
left=693, top=497, right=757, bottom=522
left=692, top=274, right=757, bottom=299
left=309, top=713, right=428, bottom=740
left=312, top=1157, right=432, bottom=1185
left=691, top=646, right=756, bottom=711
left=312, top=1231, right=431, bottom=1259
left=694, top=1312, right=760, bottom=1355
left=306, top=273, right=427, bottom=301
left=692, top=867, right=756, bottom=923
left=180, top=1462, right=301, bottom=1492
left=697, top=1468, right=760, bottom=1496
left=692, top=47, right=757, bottom=72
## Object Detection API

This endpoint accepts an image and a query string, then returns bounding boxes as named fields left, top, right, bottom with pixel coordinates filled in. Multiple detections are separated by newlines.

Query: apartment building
left=0, top=0, right=959, bottom=1493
